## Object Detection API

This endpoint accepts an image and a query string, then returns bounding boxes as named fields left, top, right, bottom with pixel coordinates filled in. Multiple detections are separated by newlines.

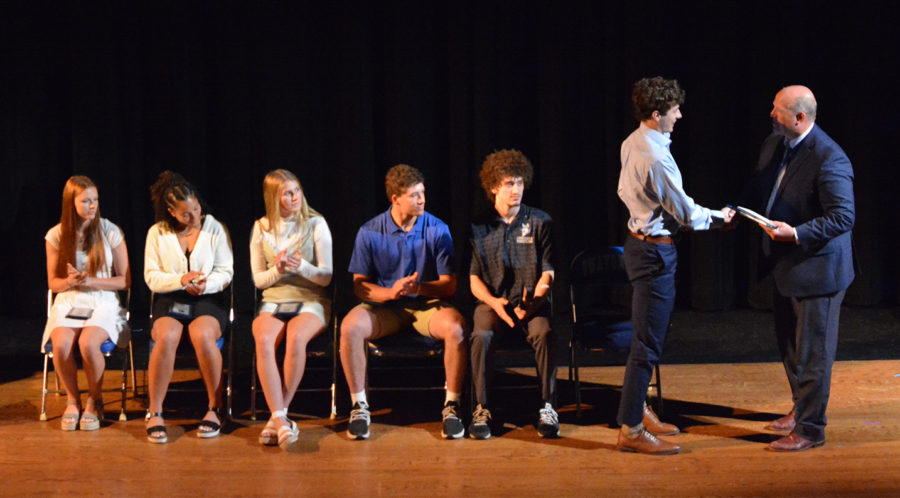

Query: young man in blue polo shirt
left=341, top=164, right=468, bottom=440
left=468, top=149, right=558, bottom=439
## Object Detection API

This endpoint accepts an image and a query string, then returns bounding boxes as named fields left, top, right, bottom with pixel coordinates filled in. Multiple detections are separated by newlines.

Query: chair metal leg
left=653, top=364, right=663, bottom=417
left=250, top=353, right=258, bottom=421
left=226, top=333, right=234, bottom=421
left=128, top=341, right=137, bottom=396
left=119, top=346, right=128, bottom=421
left=330, top=318, right=338, bottom=419
left=572, top=341, right=582, bottom=420
left=40, top=354, right=50, bottom=421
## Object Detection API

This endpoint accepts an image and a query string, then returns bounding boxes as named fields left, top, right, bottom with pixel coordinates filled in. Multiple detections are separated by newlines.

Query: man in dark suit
left=753, top=85, right=855, bottom=452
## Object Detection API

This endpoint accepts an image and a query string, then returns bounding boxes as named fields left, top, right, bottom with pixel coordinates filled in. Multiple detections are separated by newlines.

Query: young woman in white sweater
left=251, top=169, right=332, bottom=449
left=43, top=176, right=130, bottom=431
left=144, top=171, right=233, bottom=443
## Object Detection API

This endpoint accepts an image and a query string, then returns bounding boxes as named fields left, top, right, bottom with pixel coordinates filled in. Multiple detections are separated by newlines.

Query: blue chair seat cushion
left=44, top=339, right=118, bottom=355
left=577, top=320, right=633, bottom=352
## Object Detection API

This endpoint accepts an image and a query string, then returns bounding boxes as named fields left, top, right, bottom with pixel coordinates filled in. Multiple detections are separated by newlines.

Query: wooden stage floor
left=2, top=360, right=899, bottom=497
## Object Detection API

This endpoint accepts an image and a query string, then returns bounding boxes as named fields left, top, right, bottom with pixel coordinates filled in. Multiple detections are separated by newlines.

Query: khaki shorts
left=358, top=299, right=454, bottom=339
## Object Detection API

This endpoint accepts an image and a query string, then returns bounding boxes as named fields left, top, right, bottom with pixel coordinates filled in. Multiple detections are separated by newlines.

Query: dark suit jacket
left=752, top=125, right=855, bottom=297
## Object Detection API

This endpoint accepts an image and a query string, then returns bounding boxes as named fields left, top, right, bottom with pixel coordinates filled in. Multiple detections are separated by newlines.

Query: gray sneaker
left=347, top=402, right=370, bottom=440
left=537, top=402, right=559, bottom=438
left=441, top=401, right=465, bottom=439
left=469, top=404, right=492, bottom=440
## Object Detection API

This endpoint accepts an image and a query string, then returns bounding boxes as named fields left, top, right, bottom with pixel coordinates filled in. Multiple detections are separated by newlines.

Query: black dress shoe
left=766, top=433, right=825, bottom=452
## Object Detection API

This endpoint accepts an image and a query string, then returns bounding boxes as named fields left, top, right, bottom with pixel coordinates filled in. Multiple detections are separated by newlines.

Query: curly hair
left=149, top=170, right=204, bottom=230
left=384, top=164, right=425, bottom=201
left=479, top=149, right=533, bottom=202
left=632, top=77, right=686, bottom=121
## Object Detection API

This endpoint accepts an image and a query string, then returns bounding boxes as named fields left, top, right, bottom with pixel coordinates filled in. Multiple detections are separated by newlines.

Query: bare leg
left=281, top=312, right=326, bottom=409
left=187, top=315, right=223, bottom=426
left=253, top=312, right=287, bottom=425
left=340, top=305, right=377, bottom=395
left=78, top=326, right=110, bottom=416
left=49, top=327, right=82, bottom=415
left=147, top=317, right=183, bottom=431
left=428, top=307, right=467, bottom=394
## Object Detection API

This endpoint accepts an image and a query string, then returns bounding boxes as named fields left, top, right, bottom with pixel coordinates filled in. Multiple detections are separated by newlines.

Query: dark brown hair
left=632, top=77, right=686, bottom=121
left=149, top=170, right=204, bottom=230
left=384, top=164, right=425, bottom=201
left=479, top=149, right=533, bottom=202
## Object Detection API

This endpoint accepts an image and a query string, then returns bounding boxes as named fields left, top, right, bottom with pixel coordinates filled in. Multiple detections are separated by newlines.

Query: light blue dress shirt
left=617, top=123, right=724, bottom=237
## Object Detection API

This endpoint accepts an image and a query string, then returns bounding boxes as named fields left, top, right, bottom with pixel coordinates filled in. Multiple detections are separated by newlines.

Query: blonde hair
left=57, top=176, right=107, bottom=278
left=261, top=169, right=321, bottom=237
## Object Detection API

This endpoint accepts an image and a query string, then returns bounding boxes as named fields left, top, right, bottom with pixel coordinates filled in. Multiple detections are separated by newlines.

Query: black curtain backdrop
left=3, top=1, right=898, bottom=328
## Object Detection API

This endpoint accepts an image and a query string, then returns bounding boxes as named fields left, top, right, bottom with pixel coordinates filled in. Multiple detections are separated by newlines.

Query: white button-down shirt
left=618, top=123, right=723, bottom=237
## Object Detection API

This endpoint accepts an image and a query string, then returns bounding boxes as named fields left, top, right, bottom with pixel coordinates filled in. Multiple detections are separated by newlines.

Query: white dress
left=41, top=218, right=130, bottom=352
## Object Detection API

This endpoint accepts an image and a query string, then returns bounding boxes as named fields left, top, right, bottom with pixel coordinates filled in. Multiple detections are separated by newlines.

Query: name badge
left=66, top=307, right=94, bottom=320
left=516, top=222, right=533, bottom=244
left=274, top=302, right=303, bottom=319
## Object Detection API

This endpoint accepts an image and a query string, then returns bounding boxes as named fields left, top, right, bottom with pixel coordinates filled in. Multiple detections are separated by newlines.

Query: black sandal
left=197, top=407, right=222, bottom=438
left=146, top=412, right=167, bottom=444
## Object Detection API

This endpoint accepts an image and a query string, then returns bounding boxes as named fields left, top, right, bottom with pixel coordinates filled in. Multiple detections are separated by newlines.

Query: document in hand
left=727, top=205, right=777, bottom=229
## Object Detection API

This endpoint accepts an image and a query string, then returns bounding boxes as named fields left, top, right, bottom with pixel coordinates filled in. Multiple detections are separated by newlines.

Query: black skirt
left=151, top=290, right=229, bottom=333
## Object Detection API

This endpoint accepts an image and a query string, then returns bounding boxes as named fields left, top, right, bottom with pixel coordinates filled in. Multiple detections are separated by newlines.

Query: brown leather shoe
left=766, top=433, right=825, bottom=452
left=765, top=412, right=795, bottom=432
left=642, top=405, right=679, bottom=436
left=616, top=429, right=681, bottom=455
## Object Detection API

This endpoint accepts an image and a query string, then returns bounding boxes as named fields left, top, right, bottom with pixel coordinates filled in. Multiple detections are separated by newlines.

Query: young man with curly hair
left=341, top=164, right=467, bottom=440
left=468, top=149, right=558, bottom=439
left=615, top=77, right=734, bottom=454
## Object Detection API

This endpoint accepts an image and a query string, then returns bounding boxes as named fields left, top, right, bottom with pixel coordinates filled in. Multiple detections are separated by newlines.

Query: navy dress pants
left=617, top=236, right=677, bottom=427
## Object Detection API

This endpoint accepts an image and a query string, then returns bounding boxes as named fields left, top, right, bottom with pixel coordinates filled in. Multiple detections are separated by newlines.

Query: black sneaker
left=468, top=404, right=492, bottom=440
left=537, top=402, right=560, bottom=438
left=441, top=401, right=465, bottom=439
left=347, top=402, right=370, bottom=440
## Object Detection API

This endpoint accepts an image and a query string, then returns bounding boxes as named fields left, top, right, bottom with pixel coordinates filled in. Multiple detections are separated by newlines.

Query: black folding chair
left=569, top=247, right=662, bottom=419
left=249, top=285, right=338, bottom=421
left=145, top=285, right=235, bottom=420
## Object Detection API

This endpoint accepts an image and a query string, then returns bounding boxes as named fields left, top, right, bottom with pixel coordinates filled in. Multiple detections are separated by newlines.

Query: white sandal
left=61, top=399, right=81, bottom=431
left=259, top=417, right=278, bottom=446
left=271, top=409, right=298, bottom=450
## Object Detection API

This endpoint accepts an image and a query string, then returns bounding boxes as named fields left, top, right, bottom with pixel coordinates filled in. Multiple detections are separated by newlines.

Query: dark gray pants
left=774, top=288, right=845, bottom=442
left=470, top=303, right=555, bottom=407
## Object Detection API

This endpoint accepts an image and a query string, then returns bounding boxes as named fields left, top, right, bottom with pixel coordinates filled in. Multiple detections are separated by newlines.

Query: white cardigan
left=144, top=214, right=234, bottom=294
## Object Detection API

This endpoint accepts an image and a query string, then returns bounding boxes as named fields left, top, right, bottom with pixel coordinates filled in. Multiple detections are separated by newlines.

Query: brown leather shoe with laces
left=765, top=412, right=795, bottom=431
left=766, top=433, right=824, bottom=452
left=642, top=405, right=679, bottom=436
left=616, top=429, right=681, bottom=455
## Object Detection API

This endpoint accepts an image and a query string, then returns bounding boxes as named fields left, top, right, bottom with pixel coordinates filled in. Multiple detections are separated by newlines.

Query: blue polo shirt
left=348, top=208, right=455, bottom=296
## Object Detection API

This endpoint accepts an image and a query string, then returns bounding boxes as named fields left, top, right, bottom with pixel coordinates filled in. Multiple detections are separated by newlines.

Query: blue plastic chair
left=40, top=289, right=137, bottom=422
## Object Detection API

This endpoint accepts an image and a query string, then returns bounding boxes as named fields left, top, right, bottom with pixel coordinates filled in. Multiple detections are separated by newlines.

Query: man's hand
left=489, top=296, right=515, bottom=327
left=513, top=285, right=536, bottom=322
left=720, top=206, right=738, bottom=232
left=389, top=272, right=419, bottom=300
left=764, top=220, right=797, bottom=243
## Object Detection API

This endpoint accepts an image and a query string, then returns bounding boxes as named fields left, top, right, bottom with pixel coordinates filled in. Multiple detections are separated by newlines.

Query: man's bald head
left=771, top=85, right=817, bottom=139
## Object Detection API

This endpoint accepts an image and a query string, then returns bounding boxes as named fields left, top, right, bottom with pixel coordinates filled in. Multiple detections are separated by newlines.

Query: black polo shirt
left=469, top=204, right=553, bottom=306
